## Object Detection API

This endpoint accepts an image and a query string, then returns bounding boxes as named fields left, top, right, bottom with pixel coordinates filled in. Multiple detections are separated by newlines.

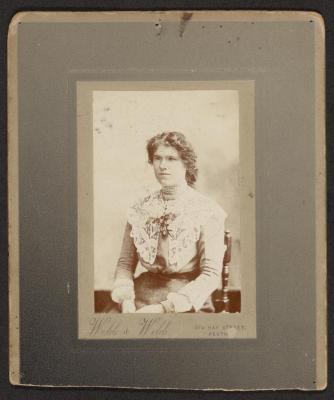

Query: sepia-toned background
left=93, top=89, right=240, bottom=290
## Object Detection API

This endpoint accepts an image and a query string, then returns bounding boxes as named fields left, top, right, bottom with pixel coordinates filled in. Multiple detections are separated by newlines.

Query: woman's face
left=152, top=144, right=187, bottom=187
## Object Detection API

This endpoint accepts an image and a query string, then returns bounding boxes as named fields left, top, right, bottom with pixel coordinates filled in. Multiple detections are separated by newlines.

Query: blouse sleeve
left=166, top=210, right=227, bottom=312
left=111, top=223, right=138, bottom=304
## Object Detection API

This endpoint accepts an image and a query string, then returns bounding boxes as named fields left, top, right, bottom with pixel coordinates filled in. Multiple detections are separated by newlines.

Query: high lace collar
left=161, top=183, right=189, bottom=201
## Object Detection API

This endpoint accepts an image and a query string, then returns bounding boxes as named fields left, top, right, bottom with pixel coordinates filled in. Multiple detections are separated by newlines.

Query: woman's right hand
left=121, top=299, right=136, bottom=313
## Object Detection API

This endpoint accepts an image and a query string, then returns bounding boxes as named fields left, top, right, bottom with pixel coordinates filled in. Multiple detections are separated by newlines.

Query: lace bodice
left=127, top=186, right=227, bottom=271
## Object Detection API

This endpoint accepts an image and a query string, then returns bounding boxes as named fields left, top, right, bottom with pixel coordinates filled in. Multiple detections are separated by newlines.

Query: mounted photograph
left=77, top=81, right=256, bottom=339
left=8, top=11, right=325, bottom=390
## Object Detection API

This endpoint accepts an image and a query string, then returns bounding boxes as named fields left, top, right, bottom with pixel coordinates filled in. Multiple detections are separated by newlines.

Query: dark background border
left=1, top=1, right=333, bottom=399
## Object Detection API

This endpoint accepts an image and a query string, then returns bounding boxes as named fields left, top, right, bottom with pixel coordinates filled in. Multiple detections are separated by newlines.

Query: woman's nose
left=160, top=159, right=166, bottom=169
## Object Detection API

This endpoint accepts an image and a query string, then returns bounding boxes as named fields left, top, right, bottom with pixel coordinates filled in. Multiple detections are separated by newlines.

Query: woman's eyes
left=153, top=156, right=177, bottom=161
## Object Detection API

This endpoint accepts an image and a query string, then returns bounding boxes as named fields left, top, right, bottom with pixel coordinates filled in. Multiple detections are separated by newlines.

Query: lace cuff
left=165, top=292, right=193, bottom=313
left=160, top=299, right=175, bottom=313
left=111, top=279, right=135, bottom=304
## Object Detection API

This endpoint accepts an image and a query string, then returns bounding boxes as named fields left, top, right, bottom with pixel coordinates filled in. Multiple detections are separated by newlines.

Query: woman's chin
left=158, top=177, right=173, bottom=186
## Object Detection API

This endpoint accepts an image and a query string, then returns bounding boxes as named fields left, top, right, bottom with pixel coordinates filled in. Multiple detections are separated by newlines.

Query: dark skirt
left=134, top=271, right=215, bottom=313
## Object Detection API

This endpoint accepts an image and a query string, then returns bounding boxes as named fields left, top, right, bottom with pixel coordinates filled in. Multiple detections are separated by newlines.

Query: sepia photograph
left=93, top=89, right=239, bottom=314
left=8, top=10, right=326, bottom=389
left=77, top=80, right=256, bottom=339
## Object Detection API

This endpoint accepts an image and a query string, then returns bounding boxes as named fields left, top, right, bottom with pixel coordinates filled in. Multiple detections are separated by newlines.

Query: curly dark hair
left=146, top=131, right=198, bottom=186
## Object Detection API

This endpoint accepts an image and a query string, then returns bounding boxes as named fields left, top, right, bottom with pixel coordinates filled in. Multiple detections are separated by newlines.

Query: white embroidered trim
left=127, top=187, right=226, bottom=271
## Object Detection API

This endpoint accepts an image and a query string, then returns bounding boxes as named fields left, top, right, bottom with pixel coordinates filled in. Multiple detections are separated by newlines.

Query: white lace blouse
left=111, top=185, right=227, bottom=312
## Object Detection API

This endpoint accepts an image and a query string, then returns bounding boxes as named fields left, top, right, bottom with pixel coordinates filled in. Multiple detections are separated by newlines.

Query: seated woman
left=111, top=131, right=227, bottom=313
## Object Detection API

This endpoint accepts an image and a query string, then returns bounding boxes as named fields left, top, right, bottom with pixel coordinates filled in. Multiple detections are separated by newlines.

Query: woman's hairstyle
left=146, top=131, right=198, bottom=186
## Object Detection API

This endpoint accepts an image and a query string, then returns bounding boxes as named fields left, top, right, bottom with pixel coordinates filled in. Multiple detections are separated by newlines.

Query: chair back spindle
left=213, top=230, right=232, bottom=312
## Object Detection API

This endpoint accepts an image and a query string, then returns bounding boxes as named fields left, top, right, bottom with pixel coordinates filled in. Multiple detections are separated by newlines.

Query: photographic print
left=94, top=89, right=240, bottom=314
left=8, top=11, right=326, bottom=389
left=77, top=80, right=256, bottom=339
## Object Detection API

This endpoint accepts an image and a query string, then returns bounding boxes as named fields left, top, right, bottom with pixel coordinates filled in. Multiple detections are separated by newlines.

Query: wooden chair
left=213, top=230, right=233, bottom=313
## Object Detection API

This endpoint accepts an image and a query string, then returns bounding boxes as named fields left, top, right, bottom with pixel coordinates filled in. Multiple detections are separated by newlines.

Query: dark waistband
left=145, top=269, right=199, bottom=280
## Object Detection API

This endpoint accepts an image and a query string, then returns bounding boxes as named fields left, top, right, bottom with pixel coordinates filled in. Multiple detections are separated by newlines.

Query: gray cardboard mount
left=8, top=11, right=326, bottom=390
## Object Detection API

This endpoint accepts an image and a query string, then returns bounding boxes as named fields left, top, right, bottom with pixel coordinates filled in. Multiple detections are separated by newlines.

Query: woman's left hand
left=135, top=304, right=165, bottom=313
